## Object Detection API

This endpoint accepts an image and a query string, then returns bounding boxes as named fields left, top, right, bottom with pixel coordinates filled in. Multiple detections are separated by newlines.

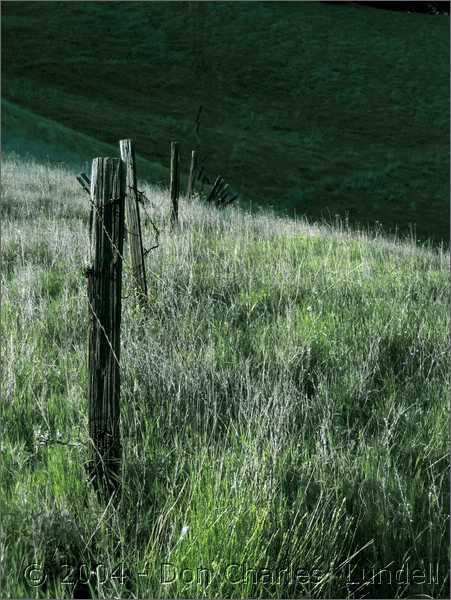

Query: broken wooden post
left=119, top=139, right=148, bottom=305
left=206, top=175, right=224, bottom=204
left=217, top=183, right=230, bottom=206
left=87, top=157, right=125, bottom=500
left=213, top=180, right=227, bottom=205
left=223, top=192, right=239, bottom=207
left=187, top=150, right=197, bottom=200
left=170, top=141, right=180, bottom=226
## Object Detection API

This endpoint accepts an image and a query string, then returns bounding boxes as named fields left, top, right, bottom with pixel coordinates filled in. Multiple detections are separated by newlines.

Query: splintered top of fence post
left=91, top=157, right=123, bottom=205
left=119, top=140, right=137, bottom=190
left=119, top=139, right=148, bottom=302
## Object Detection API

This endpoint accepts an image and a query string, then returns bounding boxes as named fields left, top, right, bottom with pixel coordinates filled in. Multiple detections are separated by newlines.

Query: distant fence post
left=187, top=150, right=197, bottom=200
left=206, top=175, right=224, bottom=204
left=170, top=141, right=180, bottom=226
left=87, top=157, right=125, bottom=500
left=119, top=139, right=148, bottom=305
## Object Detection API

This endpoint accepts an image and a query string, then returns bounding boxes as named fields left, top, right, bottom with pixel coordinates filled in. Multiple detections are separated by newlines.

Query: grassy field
left=2, top=1, right=449, bottom=245
left=1, top=153, right=449, bottom=598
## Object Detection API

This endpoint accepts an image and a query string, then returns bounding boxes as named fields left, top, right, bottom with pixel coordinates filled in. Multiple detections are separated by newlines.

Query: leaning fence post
left=87, top=157, right=125, bottom=500
left=170, top=141, right=180, bottom=226
left=187, top=150, right=197, bottom=200
left=119, top=139, right=148, bottom=305
left=206, top=175, right=224, bottom=204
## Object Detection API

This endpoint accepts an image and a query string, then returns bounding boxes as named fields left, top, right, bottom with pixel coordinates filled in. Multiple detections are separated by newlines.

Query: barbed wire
left=86, top=295, right=121, bottom=368
left=189, top=160, right=239, bottom=207
left=86, top=185, right=161, bottom=290
left=129, top=185, right=160, bottom=255
left=80, top=177, right=217, bottom=366
left=83, top=185, right=164, bottom=360
left=86, top=194, right=126, bottom=263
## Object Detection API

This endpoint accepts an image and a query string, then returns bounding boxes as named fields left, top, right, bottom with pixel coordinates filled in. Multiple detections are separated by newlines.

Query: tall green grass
left=1, top=153, right=449, bottom=598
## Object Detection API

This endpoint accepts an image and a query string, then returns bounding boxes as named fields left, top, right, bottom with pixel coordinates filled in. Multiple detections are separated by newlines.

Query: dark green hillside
left=2, top=1, right=449, bottom=244
left=1, top=99, right=169, bottom=183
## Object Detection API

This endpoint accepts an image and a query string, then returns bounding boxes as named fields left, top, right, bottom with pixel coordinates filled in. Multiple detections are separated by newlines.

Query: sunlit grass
left=1, top=153, right=449, bottom=598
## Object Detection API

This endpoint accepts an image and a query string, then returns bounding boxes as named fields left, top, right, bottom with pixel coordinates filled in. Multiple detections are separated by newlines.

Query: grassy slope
left=2, top=1, right=449, bottom=245
left=1, top=99, right=169, bottom=184
left=1, top=155, right=449, bottom=598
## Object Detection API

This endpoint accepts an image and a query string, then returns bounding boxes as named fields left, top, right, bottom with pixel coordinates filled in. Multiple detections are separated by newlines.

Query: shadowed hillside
left=1, top=99, right=169, bottom=184
left=2, top=1, right=449, bottom=244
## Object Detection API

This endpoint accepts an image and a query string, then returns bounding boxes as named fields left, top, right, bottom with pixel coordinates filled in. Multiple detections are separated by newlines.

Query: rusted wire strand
left=86, top=296, right=121, bottom=368
left=87, top=195, right=127, bottom=266
left=128, top=186, right=160, bottom=256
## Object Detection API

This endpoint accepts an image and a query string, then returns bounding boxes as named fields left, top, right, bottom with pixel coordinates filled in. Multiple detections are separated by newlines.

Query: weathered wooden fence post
left=187, top=150, right=197, bottom=200
left=170, top=141, right=180, bottom=227
left=87, top=157, right=125, bottom=499
left=119, top=139, right=148, bottom=305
